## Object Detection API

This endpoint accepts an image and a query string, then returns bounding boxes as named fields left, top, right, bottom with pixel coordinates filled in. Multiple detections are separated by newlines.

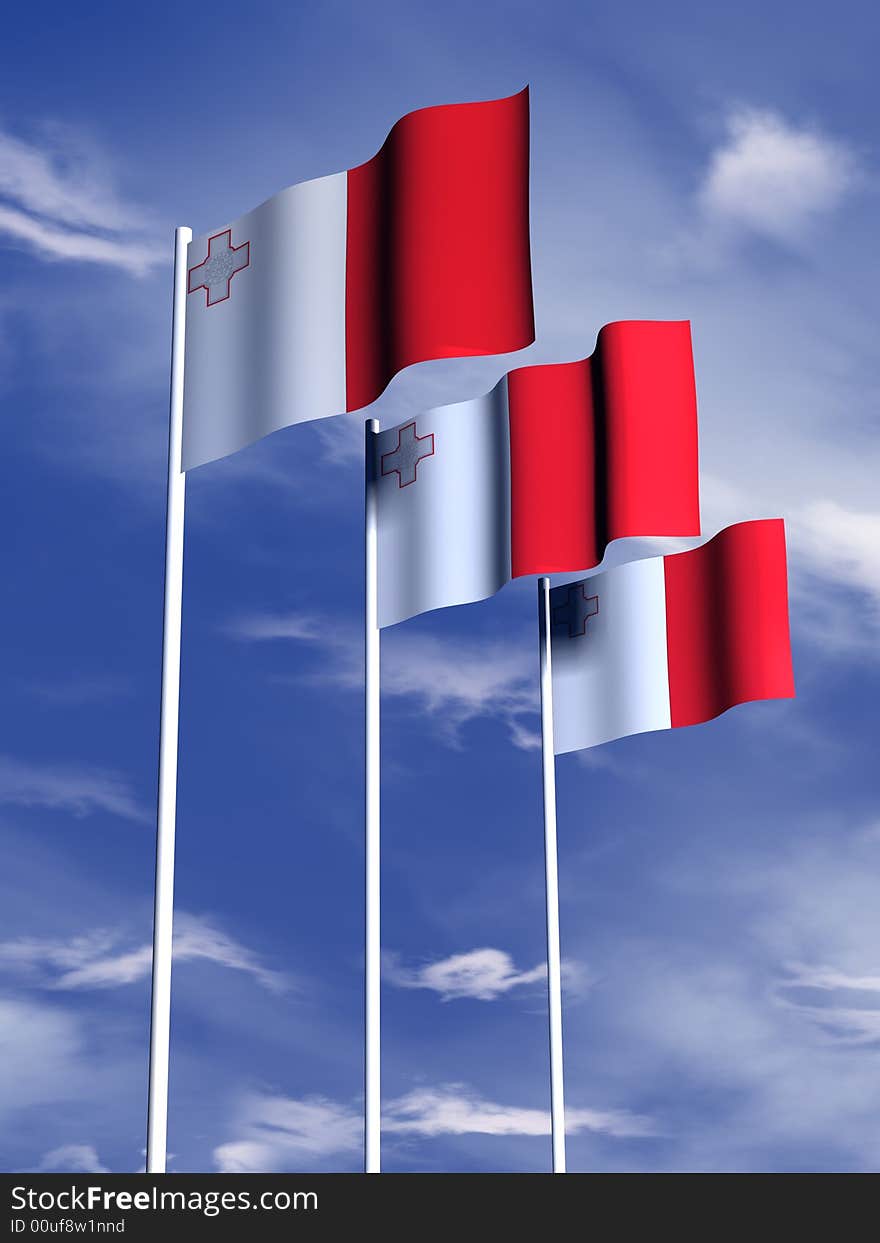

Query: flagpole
left=538, top=576, right=566, bottom=1173
left=146, top=225, right=191, bottom=1174
left=364, top=417, right=381, bottom=1173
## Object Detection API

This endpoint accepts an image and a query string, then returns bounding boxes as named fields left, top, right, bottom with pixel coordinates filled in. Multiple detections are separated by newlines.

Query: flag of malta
left=374, top=321, right=700, bottom=627
left=182, top=89, right=534, bottom=470
left=549, top=519, right=796, bottom=754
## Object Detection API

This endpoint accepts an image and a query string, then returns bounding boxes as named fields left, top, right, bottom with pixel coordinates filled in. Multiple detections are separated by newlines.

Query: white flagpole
left=364, top=417, right=381, bottom=1172
left=538, top=576, right=566, bottom=1173
left=146, top=225, right=191, bottom=1174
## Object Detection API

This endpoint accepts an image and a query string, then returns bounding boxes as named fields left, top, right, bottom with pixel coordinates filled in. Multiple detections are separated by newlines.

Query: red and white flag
left=182, top=90, right=534, bottom=470
left=549, top=519, right=796, bottom=754
left=373, top=320, right=700, bottom=627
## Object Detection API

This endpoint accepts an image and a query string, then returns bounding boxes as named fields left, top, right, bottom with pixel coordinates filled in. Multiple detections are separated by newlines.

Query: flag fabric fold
left=374, top=320, right=700, bottom=628
left=549, top=519, right=796, bottom=755
left=182, top=89, right=534, bottom=471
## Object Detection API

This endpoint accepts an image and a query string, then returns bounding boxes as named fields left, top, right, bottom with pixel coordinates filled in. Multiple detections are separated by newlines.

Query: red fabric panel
left=664, top=519, right=796, bottom=729
left=508, top=321, right=700, bottom=577
left=598, top=321, right=700, bottom=538
left=508, top=357, right=597, bottom=574
left=345, top=89, right=534, bottom=413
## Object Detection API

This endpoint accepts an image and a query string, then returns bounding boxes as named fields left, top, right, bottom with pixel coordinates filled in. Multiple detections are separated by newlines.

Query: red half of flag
left=345, top=86, right=534, bottom=412
left=663, top=518, right=796, bottom=728
left=509, top=319, right=700, bottom=576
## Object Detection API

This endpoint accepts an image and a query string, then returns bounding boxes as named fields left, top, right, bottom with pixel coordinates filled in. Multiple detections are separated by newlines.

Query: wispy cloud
left=384, top=948, right=546, bottom=1001
left=0, top=754, right=149, bottom=825
left=313, top=413, right=366, bottom=466
left=699, top=108, right=858, bottom=242
left=0, top=994, right=151, bottom=1163
left=213, top=1086, right=656, bottom=1171
left=782, top=964, right=880, bottom=994
left=795, top=500, right=880, bottom=599
left=383, top=947, right=590, bottom=1002
left=214, top=1096, right=363, bottom=1171
left=789, top=500, right=880, bottom=654
left=0, top=997, right=87, bottom=1125
left=0, top=205, right=157, bottom=274
left=0, top=913, right=288, bottom=994
left=31, top=1144, right=109, bottom=1174
left=386, top=1086, right=657, bottom=1141
left=227, top=613, right=323, bottom=643
left=775, top=963, right=880, bottom=1046
left=381, top=632, right=537, bottom=748
left=0, top=124, right=159, bottom=274
left=590, top=821, right=880, bottom=1168
left=227, top=612, right=539, bottom=748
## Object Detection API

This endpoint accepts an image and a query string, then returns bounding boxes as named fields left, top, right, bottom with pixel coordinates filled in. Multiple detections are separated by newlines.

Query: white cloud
left=214, top=1096, right=363, bottom=1172
left=0, top=913, right=288, bottom=994
left=583, top=822, right=880, bottom=1169
left=384, top=947, right=591, bottom=1003
left=0, top=124, right=159, bottom=274
left=699, top=108, right=857, bottom=241
left=226, top=613, right=323, bottom=643
left=386, top=1086, right=656, bottom=1140
left=313, top=413, right=366, bottom=465
left=782, top=964, right=880, bottom=994
left=384, top=948, right=547, bottom=1001
left=776, top=1001, right=880, bottom=1047
left=794, top=500, right=880, bottom=613
left=0, top=929, right=119, bottom=978
left=32, top=1144, right=109, bottom=1173
left=229, top=612, right=539, bottom=748
left=772, top=963, right=880, bottom=1047
left=213, top=1085, right=656, bottom=1170
left=381, top=631, right=537, bottom=747
left=0, top=204, right=157, bottom=275
left=0, top=755, right=149, bottom=825
left=0, top=126, right=143, bottom=232
left=0, top=995, right=153, bottom=1170
left=790, top=507, right=880, bottom=656
left=0, top=998, right=86, bottom=1124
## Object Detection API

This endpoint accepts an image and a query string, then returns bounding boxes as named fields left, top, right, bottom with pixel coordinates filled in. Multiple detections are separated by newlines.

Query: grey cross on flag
left=380, top=421, right=435, bottom=487
left=552, top=583, right=600, bottom=638
left=188, top=230, right=251, bottom=306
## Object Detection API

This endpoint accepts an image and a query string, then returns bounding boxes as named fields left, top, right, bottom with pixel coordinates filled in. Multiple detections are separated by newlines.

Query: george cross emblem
left=553, top=584, right=599, bottom=638
left=380, top=421, right=435, bottom=488
left=187, top=230, right=250, bottom=306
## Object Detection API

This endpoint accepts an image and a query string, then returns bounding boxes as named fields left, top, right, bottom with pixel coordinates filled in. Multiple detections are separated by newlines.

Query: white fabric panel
left=375, top=381, right=512, bottom=628
left=182, top=173, right=348, bottom=470
left=551, top=556, right=672, bottom=754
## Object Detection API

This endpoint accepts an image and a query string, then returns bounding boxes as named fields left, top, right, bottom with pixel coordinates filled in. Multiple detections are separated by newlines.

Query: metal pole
left=146, top=225, right=191, bottom=1173
left=364, top=418, right=381, bottom=1172
left=538, top=576, right=566, bottom=1172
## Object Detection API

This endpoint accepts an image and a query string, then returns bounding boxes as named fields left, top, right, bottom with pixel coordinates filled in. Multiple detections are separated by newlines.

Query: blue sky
left=1, top=0, right=878, bottom=1173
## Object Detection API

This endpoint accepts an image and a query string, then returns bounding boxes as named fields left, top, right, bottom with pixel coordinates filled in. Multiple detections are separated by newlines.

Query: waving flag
left=549, top=519, right=795, bottom=755
left=373, top=320, right=699, bottom=627
left=182, top=89, right=534, bottom=471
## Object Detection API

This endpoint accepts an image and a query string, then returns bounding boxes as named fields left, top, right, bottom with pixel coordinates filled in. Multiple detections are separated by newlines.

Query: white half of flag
left=375, top=384, right=512, bottom=628
left=551, top=558, right=672, bottom=754
left=183, top=176, right=349, bottom=471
